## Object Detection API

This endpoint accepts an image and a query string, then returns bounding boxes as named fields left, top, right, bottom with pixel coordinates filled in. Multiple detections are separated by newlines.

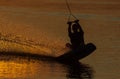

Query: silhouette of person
left=66, top=20, right=85, bottom=50
left=57, top=20, right=96, bottom=61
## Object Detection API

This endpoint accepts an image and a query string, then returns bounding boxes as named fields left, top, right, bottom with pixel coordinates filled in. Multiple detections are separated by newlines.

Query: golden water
left=0, top=0, right=120, bottom=79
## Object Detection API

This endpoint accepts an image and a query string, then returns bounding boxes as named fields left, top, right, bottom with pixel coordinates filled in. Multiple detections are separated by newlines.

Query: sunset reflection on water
left=0, top=55, right=93, bottom=79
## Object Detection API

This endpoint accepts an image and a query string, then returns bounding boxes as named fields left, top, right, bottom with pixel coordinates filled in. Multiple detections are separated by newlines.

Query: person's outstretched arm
left=74, top=20, right=84, bottom=33
left=67, top=21, right=72, bottom=36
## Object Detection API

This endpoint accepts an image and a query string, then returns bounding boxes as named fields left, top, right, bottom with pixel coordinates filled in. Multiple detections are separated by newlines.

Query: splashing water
left=0, top=32, right=68, bottom=57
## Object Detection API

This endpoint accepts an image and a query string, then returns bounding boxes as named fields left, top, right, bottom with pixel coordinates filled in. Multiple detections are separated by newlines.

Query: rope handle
left=66, top=0, right=78, bottom=22
left=67, top=19, right=79, bottom=24
left=68, top=14, right=78, bottom=22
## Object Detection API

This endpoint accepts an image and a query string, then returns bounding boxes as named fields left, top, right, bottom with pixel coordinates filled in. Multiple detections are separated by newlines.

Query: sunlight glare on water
left=0, top=55, right=94, bottom=79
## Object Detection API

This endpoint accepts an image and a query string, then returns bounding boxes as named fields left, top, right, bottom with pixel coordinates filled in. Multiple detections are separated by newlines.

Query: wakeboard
left=57, top=43, right=96, bottom=62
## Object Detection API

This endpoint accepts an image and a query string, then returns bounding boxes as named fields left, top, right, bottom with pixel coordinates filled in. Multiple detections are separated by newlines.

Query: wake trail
left=0, top=32, right=67, bottom=56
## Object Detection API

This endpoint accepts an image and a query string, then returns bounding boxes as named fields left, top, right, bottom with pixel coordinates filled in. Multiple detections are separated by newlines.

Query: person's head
left=72, top=24, right=78, bottom=32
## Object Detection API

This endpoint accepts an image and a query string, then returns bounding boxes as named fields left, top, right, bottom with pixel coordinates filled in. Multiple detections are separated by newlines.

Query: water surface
left=0, top=0, right=120, bottom=79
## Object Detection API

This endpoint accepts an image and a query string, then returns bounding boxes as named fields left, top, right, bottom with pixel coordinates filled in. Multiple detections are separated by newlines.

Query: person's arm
left=67, top=21, right=72, bottom=36
left=74, top=20, right=84, bottom=33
